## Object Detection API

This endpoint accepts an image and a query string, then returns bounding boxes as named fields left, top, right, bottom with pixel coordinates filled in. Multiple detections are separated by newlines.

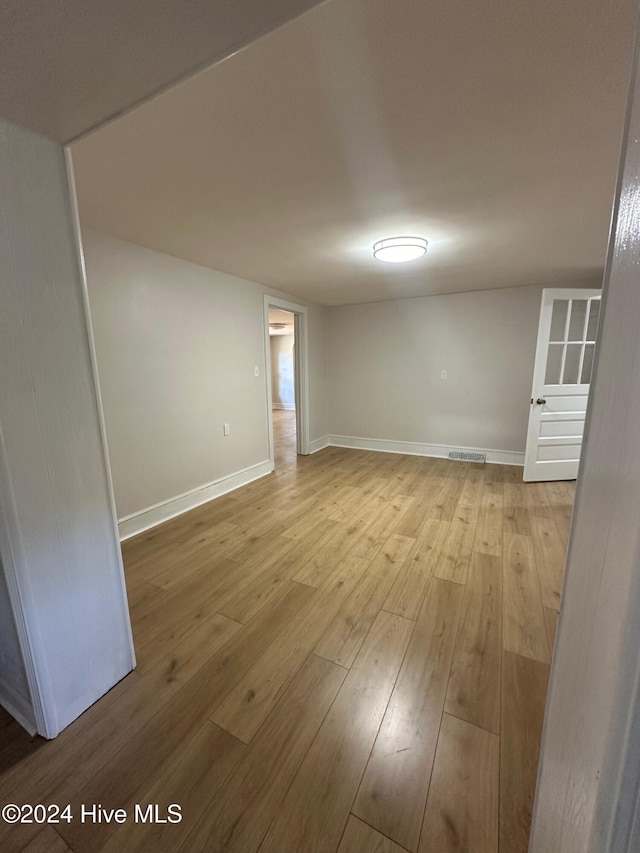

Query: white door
left=523, top=288, right=601, bottom=482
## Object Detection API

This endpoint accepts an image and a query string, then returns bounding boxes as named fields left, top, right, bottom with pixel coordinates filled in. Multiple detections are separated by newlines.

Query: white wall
left=270, top=333, right=296, bottom=409
left=85, top=229, right=598, bottom=539
left=327, top=285, right=576, bottom=456
left=308, top=301, right=329, bottom=442
left=84, top=231, right=268, bottom=520
left=0, top=119, right=134, bottom=737
left=83, top=231, right=328, bottom=527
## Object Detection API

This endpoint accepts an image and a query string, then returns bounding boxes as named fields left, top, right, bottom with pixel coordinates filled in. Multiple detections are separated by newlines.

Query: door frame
left=263, top=294, right=310, bottom=466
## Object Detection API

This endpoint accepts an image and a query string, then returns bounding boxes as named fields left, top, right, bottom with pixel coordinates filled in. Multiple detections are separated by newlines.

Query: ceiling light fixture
left=373, top=236, right=428, bottom=263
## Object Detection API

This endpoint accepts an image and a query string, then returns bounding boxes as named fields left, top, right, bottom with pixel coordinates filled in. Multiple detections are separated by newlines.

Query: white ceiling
left=269, top=308, right=295, bottom=335
left=0, top=0, right=325, bottom=142
left=71, top=0, right=636, bottom=305
left=269, top=308, right=295, bottom=325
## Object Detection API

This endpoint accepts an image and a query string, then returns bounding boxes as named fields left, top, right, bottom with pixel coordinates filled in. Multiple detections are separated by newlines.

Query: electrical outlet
left=254, top=366, right=260, bottom=377
left=223, top=423, right=230, bottom=436
left=440, top=370, right=447, bottom=380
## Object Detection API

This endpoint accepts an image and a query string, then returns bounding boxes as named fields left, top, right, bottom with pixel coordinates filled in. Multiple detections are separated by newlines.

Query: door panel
left=537, top=443, right=582, bottom=461
left=523, top=289, right=601, bottom=482
left=539, top=420, right=585, bottom=438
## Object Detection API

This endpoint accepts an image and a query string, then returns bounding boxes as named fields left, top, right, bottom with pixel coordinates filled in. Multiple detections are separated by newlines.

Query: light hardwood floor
left=0, top=415, right=574, bottom=853
left=273, top=407, right=297, bottom=468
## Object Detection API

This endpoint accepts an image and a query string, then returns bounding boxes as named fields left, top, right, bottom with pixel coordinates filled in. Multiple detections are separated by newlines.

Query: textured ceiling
left=0, top=0, right=326, bottom=142
left=72, top=0, right=636, bottom=305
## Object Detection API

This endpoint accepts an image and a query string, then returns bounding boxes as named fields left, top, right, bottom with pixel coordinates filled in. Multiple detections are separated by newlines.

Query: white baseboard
left=308, top=435, right=330, bottom=454
left=272, top=403, right=296, bottom=411
left=118, top=437, right=522, bottom=541
left=327, top=435, right=524, bottom=466
left=0, top=679, right=37, bottom=735
left=118, top=460, right=274, bottom=541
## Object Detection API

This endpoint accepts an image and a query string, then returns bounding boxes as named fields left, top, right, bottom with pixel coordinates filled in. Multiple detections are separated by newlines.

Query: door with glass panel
left=523, top=288, right=601, bottom=482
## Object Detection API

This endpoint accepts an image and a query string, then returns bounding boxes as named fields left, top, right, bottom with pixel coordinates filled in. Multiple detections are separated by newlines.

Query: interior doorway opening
left=268, top=308, right=297, bottom=467
left=263, top=295, right=309, bottom=470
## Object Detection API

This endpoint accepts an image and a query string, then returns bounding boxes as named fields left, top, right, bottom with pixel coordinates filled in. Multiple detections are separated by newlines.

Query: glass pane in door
left=563, top=344, right=582, bottom=384
left=550, top=300, right=569, bottom=342
left=568, top=300, right=588, bottom=341
left=581, top=344, right=595, bottom=383
left=586, top=300, right=600, bottom=341
left=545, top=343, right=564, bottom=384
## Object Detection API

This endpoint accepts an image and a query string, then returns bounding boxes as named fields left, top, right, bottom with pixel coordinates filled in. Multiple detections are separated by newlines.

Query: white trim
left=118, top=460, right=273, bottom=541
left=0, top=692, right=36, bottom=736
left=272, top=403, right=296, bottom=411
left=116, top=433, right=522, bottom=540
left=309, top=435, right=330, bottom=454
left=0, top=152, right=109, bottom=739
left=0, top=448, right=44, bottom=735
left=327, top=435, right=524, bottom=466
left=65, top=149, right=137, bottom=670
left=294, top=311, right=309, bottom=456
left=263, top=295, right=310, bottom=464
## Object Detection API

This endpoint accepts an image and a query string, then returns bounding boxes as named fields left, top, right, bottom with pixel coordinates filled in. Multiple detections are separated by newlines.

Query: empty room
left=1, top=2, right=640, bottom=853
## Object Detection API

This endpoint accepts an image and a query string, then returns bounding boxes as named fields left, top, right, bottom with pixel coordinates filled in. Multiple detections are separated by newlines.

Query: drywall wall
left=327, top=284, right=594, bottom=456
left=84, top=230, right=268, bottom=520
left=530, top=33, right=640, bottom=853
left=270, top=333, right=296, bottom=409
left=0, top=553, right=33, bottom=730
left=83, top=231, right=328, bottom=525
left=0, top=119, right=134, bottom=737
left=307, top=301, right=329, bottom=442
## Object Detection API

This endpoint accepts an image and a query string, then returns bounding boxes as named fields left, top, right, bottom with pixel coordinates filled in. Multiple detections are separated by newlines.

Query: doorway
left=268, top=307, right=296, bottom=467
left=263, top=295, right=309, bottom=469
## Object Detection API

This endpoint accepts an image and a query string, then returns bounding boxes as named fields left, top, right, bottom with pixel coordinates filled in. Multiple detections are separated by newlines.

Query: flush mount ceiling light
left=373, top=236, right=428, bottom=263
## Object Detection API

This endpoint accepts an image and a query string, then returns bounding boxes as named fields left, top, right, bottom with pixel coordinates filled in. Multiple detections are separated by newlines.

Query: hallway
left=272, top=408, right=297, bottom=469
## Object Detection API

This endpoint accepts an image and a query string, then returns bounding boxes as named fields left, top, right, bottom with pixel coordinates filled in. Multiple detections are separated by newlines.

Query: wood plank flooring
left=0, top=412, right=574, bottom=853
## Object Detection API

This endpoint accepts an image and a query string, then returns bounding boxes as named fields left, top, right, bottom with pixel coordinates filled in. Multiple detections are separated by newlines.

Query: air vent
left=448, top=451, right=486, bottom=464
